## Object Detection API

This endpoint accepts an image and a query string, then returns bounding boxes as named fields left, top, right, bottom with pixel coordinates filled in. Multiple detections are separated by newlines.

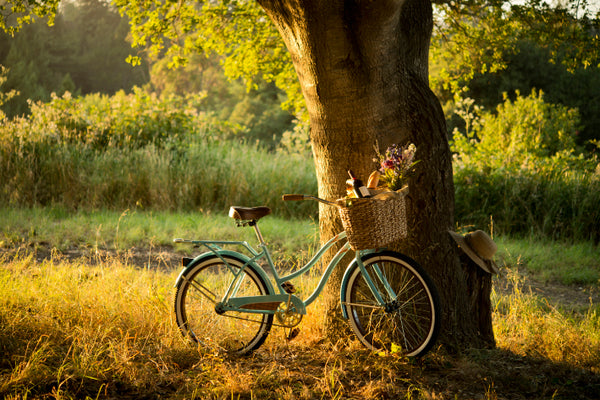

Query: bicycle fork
left=341, top=252, right=400, bottom=318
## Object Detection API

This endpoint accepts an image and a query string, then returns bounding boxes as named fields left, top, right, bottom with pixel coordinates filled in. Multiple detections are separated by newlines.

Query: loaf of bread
left=367, top=171, right=380, bottom=189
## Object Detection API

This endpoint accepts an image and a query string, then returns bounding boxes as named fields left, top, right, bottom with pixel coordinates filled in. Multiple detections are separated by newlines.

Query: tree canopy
left=2, top=0, right=599, bottom=137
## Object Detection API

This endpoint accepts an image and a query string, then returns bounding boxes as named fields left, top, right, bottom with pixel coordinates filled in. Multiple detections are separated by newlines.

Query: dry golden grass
left=1, top=252, right=599, bottom=399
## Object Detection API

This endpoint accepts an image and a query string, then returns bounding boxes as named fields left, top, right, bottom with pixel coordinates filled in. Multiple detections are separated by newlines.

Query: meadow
left=2, top=90, right=599, bottom=242
left=1, top=90, right=599, bottom=399
left=1, top=209, right=599, bottom=399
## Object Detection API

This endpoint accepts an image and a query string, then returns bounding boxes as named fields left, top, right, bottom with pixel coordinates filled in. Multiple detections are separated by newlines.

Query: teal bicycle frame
left=174, top=230, right=388, bottom=319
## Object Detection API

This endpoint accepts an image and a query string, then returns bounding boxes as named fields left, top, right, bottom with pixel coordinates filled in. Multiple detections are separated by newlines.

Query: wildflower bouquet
left=375, top=143, right=419, bottom=191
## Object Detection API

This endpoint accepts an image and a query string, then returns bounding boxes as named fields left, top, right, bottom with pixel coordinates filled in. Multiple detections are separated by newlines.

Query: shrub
left=451, top=90, right=600, bottom=241
left=0, top=90, right=317, bottom=217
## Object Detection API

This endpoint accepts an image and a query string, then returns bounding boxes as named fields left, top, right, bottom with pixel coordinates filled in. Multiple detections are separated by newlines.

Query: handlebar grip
left=282, top=194, right=306, bottom=201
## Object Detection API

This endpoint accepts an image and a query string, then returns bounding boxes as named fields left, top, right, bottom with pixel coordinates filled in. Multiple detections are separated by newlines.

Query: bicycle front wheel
left=343, top=251, right=441, bottom=358
left=174, top=254, right=273, bottom=355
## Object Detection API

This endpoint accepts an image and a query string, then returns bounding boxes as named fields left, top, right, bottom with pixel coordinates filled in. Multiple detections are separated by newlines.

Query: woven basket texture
left=337, top=187, right=408, bottom=250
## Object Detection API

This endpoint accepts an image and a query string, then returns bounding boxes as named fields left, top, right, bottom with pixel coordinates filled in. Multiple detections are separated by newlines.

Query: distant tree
left=430, top=0, right=600, bottom=144
left=430, top=0, right=599, bottom=94
left=465, top=41, right=600, bottom=146
left=57, top=0, right=148, bottom=94
left=0, top=20, right=65, bottom=115
left=0, top=65, right=17, bottom=119
left=150, top=53, right=294, bottom=146
left=0, top=0, right=148, bottom=117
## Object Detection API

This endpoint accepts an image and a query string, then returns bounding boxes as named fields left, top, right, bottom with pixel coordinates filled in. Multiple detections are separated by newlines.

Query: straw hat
left=449, top=230, right=499, bottom=274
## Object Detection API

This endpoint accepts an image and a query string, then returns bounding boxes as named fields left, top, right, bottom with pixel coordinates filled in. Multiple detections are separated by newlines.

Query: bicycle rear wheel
left=174, top=254, right=273, bottom=355
left=343, top=251, right=441, bottom=358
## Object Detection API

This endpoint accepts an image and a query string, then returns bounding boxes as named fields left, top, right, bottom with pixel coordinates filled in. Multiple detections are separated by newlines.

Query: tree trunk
left=258, top=0, right=494, bottom=350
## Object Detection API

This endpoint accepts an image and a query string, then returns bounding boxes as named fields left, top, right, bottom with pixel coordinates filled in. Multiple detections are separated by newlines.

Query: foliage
left=431, top=0, right=600, bottom=94
left=0, top=0, right=149, bottom=118
left=10, top=88, right=220, bottom=149
left=277, top=118, right=312, bottom=159
left=431, top=0, right=600, bottom=144
left=451, top=90, right=600, bottom=241
left=2, top=87, right=599, bottom=241
left=452, top=90, right=588, bottom=170
left=0, top=0, right=59, bottom=36
left=113, top=0, right=305, bottom=119
left=465, top=40, right=600, bottom=145
left=0, top=65, right=17, bottom=119
left=0, top=90, right=316, bottom=217
left=226, top=81, right=295, bottom=147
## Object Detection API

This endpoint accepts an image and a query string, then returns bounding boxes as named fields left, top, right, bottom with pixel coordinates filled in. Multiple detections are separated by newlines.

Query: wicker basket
left=336, top=186, right=408, bottom=250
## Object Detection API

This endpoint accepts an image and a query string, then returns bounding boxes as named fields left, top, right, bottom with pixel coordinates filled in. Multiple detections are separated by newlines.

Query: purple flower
left=375, top=142, right=419, bottom=190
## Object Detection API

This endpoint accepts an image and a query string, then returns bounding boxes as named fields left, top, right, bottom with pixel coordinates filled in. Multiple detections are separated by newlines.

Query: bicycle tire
left=343, top=251, right=441, bottom=358
left=174, top=254, right=273, bottom=355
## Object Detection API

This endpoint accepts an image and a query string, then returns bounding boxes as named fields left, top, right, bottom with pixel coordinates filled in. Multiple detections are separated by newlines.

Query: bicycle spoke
left=342, top=301, right=384, bottom=310
left=174, top=256, right=274, bottom=355
left=187, top=277, right=218, bottom=303
left=344, top=252, right=440, bottom=358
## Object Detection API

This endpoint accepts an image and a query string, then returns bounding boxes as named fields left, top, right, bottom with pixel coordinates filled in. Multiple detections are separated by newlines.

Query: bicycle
left=173, top=194, right=441, bottom=358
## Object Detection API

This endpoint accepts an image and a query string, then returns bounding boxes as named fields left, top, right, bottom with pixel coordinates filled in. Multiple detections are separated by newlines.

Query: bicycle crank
left=275, top=302, right=303, bottom=328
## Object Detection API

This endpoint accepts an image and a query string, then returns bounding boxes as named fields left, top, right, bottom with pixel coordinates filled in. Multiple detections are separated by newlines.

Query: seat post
left=250, top=221, right=267, bottom=245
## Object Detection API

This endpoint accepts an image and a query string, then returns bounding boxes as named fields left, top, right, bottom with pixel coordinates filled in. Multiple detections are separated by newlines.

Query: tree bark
left=258, top=0, right=494, bottom=350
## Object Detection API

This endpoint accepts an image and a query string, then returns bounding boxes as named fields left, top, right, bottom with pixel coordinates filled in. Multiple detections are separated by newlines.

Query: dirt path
left=4, top=242, right=598, bottom=311
left=494, top=268, right=599, bottom=311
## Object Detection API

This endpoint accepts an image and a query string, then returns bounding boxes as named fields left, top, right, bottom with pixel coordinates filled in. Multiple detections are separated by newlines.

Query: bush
left=0, top=90, right=317, bottom=217
left=452, top=90, right=600, bottom=241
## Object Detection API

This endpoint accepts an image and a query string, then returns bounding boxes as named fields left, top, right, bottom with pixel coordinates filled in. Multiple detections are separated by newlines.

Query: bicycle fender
left=339, top=250, right=383, bottom=319
left=174, top=250, right=275, bottom=294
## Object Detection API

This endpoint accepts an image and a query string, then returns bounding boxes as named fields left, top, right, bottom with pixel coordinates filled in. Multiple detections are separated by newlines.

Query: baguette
left=367, top=170, right=380, bottom=189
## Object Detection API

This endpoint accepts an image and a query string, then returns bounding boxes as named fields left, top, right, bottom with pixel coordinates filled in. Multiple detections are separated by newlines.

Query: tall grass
left=0, top=90, right=317, bottom=217
left=0, top=128, right=317, bottom=218
left=0, top=255, right=185, bottom=398
left=1, top=253, right=598, bottom=399
left=454, top=167, right=600, bottom=242
left=493, top=269, right=600, bottom=372
left=2, top=89, right=600, bottom=241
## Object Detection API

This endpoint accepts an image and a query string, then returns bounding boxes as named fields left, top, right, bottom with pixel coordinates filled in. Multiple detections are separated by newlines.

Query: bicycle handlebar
left=282, top=194, right=338, bottom=206
left=282, top=194, right=306, bottom=201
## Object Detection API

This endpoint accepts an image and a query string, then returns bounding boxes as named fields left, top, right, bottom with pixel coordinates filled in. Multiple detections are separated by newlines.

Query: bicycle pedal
left=286, top=328, right=300, bottom=341
left=281, top=281, right=296, bottom=294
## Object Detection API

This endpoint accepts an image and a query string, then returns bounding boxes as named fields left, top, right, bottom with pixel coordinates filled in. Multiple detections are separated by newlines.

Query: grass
left=0, top=207, right=320, bottom=265
left=3, top=207, right=598, bottom=284
left=1, top=208, right=599, bottom=399
left=1, top=247, right=599, bottom=399
left=495, top=236, right=600, bottom=285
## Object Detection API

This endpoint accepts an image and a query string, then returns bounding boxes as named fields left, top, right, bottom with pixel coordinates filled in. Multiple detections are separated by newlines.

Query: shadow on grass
left=420, top=347, right=600, bottom=399
left=1, top=330, right=599, bottom=399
